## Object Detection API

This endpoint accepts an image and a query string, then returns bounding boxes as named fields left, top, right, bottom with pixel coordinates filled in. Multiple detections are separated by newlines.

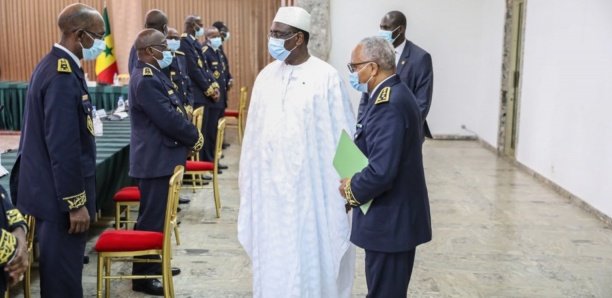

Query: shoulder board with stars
left=57, top=58, right=72, bottom=73
left=142, top=67, right=153, bottom=77
left=374, top=87, right=391, bottom=105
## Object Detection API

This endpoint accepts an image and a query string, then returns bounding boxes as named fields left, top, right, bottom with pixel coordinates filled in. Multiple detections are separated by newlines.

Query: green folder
left=333, top=130, right=372, bottom=214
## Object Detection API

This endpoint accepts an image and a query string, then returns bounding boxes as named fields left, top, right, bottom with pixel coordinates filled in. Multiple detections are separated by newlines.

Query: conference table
left=0, top=81, right=127, bottom=131
left=0, top=119, right=134, bottom=215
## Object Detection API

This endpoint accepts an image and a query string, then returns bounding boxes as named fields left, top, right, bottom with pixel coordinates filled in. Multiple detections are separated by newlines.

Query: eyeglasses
left=81, top=30, right=104, bottom=41
left=268, top=30, right=298, bottom=39
left=347, top=61, right=374, bottom=73
left=137, top=44, right=169, bottom=51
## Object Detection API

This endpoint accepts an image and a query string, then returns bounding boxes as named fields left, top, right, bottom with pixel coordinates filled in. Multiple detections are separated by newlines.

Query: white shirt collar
left=394, top=39, right=407, bottom=66
left=145, top=63, right=160, bottom=72
left=54, top=43, right=81, bottom=68
left=369, top=74, right=396, bottom=99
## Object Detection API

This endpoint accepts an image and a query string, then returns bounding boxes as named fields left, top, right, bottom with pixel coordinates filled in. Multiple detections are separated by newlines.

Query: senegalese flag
left=95, top=5, right=118, bottom=84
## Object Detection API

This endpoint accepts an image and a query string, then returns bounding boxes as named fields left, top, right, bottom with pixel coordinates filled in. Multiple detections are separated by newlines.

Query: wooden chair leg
left=96, top=255, right=104, bottom=298
left=213, top=174, right=221, bottom=218
left=174, top=226, right=180, bottom=246
left=104, top=257, right=111, bottom=298
left=115, top=203, right=121, bottom=229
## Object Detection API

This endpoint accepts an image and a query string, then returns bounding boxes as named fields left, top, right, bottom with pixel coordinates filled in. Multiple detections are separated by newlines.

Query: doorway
left=500, top=0, right=526, bottom=157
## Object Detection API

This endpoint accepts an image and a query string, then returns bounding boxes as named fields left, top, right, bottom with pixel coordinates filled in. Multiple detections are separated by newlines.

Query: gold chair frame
left=225, top=87, right=248, bottom=144
left=184, top=118, right=226, bottom=218
left=96, top=165, right=184, bottom=298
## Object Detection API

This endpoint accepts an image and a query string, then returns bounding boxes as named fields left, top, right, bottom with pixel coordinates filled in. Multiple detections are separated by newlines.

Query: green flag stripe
left=103, top=6, right=111, bottom=36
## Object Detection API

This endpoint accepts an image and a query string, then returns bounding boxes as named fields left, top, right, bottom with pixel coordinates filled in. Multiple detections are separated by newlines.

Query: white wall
left=328, top=0, right=506, bottom=146
left=518, top=0, right=612, bottom=216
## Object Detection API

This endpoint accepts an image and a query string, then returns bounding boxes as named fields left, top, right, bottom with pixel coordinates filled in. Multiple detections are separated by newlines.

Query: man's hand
left=68, top=207, right=90, bottom=234
left=338, top=178, right=350, bottom=199
left=212, top=89, right=220, bottom=102
left=5, top=228, right=28, bottom=286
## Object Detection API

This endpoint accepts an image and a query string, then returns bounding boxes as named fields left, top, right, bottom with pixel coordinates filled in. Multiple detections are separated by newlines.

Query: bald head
left=144, top=9, right=168, bottom=35
left=383, top=11, right=407, bottom=28
left=135, top=29, right=167, bottom=65
left=57, top=3, right=103, bottom=34
left=204, top=27, right=220, bottom=39
left=380, top=10, right=407, bottom=47
left=167, top=27, right=180, bottom=39
left=184, top=15, right=203, bottom=35
left=135, top=28, right=165, bottom=50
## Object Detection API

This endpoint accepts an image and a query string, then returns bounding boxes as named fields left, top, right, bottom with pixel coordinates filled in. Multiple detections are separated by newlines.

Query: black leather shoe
left=202, top=175, right=212, bottom=181
left=132, top=279, right=164, bottom=296
left=178, top=197, right=191, bottom=204
left=218, top=163, right=228, bottom=170
left=153, top=267, right=181, bottom=276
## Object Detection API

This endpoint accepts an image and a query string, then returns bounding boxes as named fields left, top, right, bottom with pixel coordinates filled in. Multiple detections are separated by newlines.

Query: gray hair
left=358, top=36, right=396, bottom=71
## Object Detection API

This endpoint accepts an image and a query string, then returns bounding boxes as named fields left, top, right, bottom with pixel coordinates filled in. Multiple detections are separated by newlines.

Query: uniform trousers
left=132, top=176, right=170, bottom=278
left=202, top=105, right=224, bottom=162
left=365, top=248, right=416, bottom=298
left=37, top=176, right=95, bottom=298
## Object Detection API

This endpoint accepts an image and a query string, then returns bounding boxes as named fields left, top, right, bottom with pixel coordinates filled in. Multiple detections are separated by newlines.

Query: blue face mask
left=195, top=26, right=204, bottom=37
left=210, top=37, right=222, bottom=50
left=268, top=34, right=297, bottom=61
left=81, top=32, right=106, bottom=61
left=349, top=63, right=373, bottom=93
left=167, top=39, right=180, bottom=51
left=378, top=26, right=400, bottom=43
left=152, top=48, right=173, bottom=69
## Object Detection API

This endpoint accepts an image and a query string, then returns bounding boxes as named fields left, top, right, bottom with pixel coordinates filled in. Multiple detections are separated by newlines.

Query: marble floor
left=11, top=135, right=612, bottom=297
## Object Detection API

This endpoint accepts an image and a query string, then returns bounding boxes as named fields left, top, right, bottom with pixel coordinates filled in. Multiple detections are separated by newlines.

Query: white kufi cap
left=273, top=6, right=311, bottom=33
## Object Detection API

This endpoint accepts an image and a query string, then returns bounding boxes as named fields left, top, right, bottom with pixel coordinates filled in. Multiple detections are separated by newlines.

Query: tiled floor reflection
left=17, top=139, right=612, bottom=297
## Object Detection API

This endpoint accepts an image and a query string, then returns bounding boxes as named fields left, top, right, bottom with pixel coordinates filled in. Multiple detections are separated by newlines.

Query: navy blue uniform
left=128, top=45, right=138, bottom=75
left=15, top=46, right=96, bottom=297
left=180, top=34, right=220, bottom=161
left=128, top=61, right=202, bottom=277
left=0, top=185, right=28, bottom=295
left=167, top=51, right=194, bottom=109
left=201, top=44, right=228, bottom=160
left=348, top=75, right=432, bottom=298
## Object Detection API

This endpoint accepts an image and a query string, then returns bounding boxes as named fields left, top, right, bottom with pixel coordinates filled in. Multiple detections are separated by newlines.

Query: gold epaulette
left=57, top=58, right=72, bottom=73
left=180, top=33, right=188, bottom=38
left=0, top=229, right=16, bottom=265
left=374, top=87, right=391, bottom=105
left=174, top=50, right=185, bottom=56
left=193, top=130, right=204, bottom=152
left=6, top=209, right=25, bottom=228
left=344, top=179, right=360, bottom=207
left=63, top=191, right=87, bottom=210
left=211, top=82, right=220, bottom=89
left=143, top=67, right=153, bottom=77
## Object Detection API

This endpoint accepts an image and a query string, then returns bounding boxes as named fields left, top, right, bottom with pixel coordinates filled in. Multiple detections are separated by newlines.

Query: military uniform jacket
left=179, top=34, right=219, bottom=107
left=165, top=51, right=194, bottom=108
left=202, top=45, right=228, bottom=108
left=128, top=61, right=203, bottom=179
left=16, top=46, right=96, bottom=221
left=217, top=45, right=233, bottom=89
left=349, top=75, right=432, bottom=252
left=0, top=185, right=27, bottom=294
